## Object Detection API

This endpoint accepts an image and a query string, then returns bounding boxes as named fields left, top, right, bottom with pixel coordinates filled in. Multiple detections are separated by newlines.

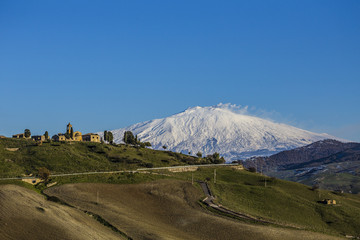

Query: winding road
left=198, top=181, right=276, bottom=224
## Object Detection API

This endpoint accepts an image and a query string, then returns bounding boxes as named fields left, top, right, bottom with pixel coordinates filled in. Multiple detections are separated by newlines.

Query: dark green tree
left=70, top=127, right=74, bottom=139
left=162, top=145, right=167, bottom=150
left=104, top=130, right=108, bottom=142
left=24, top=129, right=31, bottom=138
left=108, top=131, right=113, bottom=144
left=123, top=131, right=136, bottom=144
left=44, top=131, right=49, bottom=140
left=123, top=131, right=127, bottom=143
left=196, top=151, right=202, bottom=158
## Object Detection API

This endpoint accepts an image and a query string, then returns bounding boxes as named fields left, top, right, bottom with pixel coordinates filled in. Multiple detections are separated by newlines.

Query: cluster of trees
left=123, top=131, right=151, bottom=148
left=103, top=131, right=114, bottom=143
left=194, top=151, right=224, bottom=163
left=205, top=152, right=225, bottom=164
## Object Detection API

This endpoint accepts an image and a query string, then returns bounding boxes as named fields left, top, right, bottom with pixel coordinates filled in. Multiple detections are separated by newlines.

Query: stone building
left=82, top=133, right=100, bottom=142
left=322, top=199, right=336, bottom=205
left=12, top=133, right=25, bottom=139
left=52, top=134, right=66, bottom=141
left=31, top=135, right=46, bottom=142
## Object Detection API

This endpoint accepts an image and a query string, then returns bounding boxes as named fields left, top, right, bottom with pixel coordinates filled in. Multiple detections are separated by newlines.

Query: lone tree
left=123, top=131, right=136, bottom=145
left=108, top=131, right=113, bottom=144
left=38, top=167, right=50, bottom=182
left=162, top=145, right=167, bottom=150
left=196, top=151, right=202, bottom=158
left=104, top=130, right=108, bottom=142
left=70, top=127, right=74, bottom=139
left=44, top=131, right=49, bottom=140
left=24, top=129, right=31, bottom=138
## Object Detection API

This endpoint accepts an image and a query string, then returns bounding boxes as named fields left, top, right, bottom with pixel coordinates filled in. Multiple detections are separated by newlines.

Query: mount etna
left=104, top=104, right=339, bottom=161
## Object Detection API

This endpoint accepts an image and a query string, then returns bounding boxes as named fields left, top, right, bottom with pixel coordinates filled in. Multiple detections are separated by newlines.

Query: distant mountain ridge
left=243, top=139, right=359, bottom=170
left=103, top=104, right=338, bottom=160
left=289, top=144, right=360, bottom=169
left=243, top=139, right=360, bottom=193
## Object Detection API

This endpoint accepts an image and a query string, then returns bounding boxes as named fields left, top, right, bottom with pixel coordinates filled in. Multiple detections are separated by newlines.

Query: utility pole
left=264, top=177, right=267, bottom=188
left=214, top=169, right=217, bottom=184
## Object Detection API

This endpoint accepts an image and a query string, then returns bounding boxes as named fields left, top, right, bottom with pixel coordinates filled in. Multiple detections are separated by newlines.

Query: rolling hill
left=1, top=140, right=360, bottom=239
left=0, top=138, right=214, bottom=178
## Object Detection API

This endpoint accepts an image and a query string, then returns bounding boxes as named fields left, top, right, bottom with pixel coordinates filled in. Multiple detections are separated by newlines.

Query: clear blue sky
left=1, top=0, right=359, bottom=141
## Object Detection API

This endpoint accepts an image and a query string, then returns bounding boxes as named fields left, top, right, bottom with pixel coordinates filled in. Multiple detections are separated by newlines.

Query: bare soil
left=45, top=179, right=341, bottom=240
left=0, top=185, right=124, bottom=240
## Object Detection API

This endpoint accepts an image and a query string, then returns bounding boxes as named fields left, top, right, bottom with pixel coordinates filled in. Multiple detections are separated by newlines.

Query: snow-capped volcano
left=104, top=104, right=338, bottom=161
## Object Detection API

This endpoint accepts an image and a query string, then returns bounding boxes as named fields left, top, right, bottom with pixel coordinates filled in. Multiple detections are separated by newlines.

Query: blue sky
left=0, top=0, right=359, bottom=141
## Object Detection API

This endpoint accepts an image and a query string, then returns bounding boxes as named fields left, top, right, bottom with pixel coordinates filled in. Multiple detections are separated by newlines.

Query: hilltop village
left=12, top=123, right=100, bottom=143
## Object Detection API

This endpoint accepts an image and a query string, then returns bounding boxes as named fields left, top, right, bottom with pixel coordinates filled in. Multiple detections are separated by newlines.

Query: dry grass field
left=0, top=185, right=125, bottom=240
left=44, top=179, right=342, bottom=240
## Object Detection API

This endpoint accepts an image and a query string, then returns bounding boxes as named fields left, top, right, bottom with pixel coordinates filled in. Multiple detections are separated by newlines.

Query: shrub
left=311, top=184, right=320, bottom=191
left=38, top=167, right=50, bottom=181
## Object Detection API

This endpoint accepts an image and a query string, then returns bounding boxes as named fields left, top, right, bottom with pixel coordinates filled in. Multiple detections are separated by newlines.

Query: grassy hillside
left=44, top=180, right=342, bottom=240
left=0, top=138, right=211, bottom=177
left=35, top=166, right=360, bottom=238
left=2, top=138, right=360, bottom=238
left=165, top=167, right=360, bottom=237
left=0, top=185, right=125, bottom=240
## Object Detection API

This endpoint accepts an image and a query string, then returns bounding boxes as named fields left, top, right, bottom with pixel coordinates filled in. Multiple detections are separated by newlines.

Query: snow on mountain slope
left=102, top=104, right=338, bottom=161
